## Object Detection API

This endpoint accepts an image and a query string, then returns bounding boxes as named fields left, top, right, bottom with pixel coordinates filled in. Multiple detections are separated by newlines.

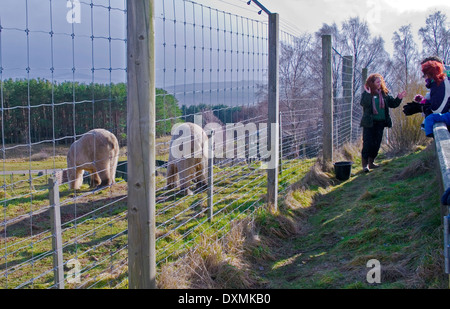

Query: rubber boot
left=368, top=157, right=379, bottom=169
left=362, top=157, right=369, bottom=173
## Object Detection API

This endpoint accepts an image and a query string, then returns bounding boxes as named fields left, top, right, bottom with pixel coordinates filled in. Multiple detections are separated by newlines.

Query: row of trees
left=0, top=78, right=127, bottom=145
left=0, top=79, right=185, bottom=145
left=279, top=11, right=450, bottom=105
left=0, top=11, right=448, bottom=150
left=277, top=11, right=450, bottom=152
left=0, top=78, right=259, bottom=146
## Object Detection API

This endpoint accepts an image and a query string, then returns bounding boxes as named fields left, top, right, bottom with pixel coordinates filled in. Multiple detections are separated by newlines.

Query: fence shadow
left=0, top=194, right=127, bottom=238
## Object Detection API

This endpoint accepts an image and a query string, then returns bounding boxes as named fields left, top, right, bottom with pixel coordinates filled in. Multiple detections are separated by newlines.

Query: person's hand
left=414, top=94, right=424, bottom=103
left=403, top=102, right=422, bottom=115
left=397, top=90, right=407, bottom=100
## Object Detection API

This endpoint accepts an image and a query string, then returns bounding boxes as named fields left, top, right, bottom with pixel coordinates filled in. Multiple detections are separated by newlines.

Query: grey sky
left=0, top=0, right=127, bottom=83
left=1, top=0, right=449, bottom=87
left=193, top=0, right=450, bottom=55
left=263, top=0, right=450, bottom=55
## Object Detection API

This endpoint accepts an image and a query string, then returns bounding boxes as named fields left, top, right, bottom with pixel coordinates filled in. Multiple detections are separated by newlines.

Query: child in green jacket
left=360, top=73, right=406, bottom=172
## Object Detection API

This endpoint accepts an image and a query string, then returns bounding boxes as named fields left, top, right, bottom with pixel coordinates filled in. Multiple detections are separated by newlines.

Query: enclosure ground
left=252, top=146, right=447, bottom=289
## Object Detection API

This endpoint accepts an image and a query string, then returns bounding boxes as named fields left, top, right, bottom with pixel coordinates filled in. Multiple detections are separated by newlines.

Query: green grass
left=255, top=145, right=447, bottom=289
left=2, top=142, right=446, bottom=289
left=0, top=153, right=315, bottom=289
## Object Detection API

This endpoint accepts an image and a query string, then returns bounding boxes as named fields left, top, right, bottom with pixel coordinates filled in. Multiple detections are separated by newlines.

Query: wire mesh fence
left=0, top=0, right=361, bottom=289
left=0, top=0, right=128, bottom=289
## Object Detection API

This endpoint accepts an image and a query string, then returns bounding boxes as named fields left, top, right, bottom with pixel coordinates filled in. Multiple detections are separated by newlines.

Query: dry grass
left=299, top=161, right=335, bottom=188
left=30, top=151, right=50, bottom=161
left=291, top=140, right=361, bottom=190
left=157, top=138, right=447, bottom=289
left=384, top=97, right=429, bottom=156
left=264, top=139, right=446, bottom=288
left=157, top=201, right=308, bottom=289
left=336, top=140, right=362, bottom=163
left=157, top=218, right=262, bottom=289
left=3, top=144, right=69, bottom=160
left=390, top=143, right=435, bottom=181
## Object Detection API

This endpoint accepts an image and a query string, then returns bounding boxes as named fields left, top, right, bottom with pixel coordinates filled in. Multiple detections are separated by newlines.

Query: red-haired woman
left=421, top=60, right=450, bottom=137
left=360, top=74, right=406, bottom=172
left=421, top=60, right=450, bottom=116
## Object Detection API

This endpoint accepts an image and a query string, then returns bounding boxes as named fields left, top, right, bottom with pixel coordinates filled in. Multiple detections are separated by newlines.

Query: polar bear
left=67, top=129, right=119, bottom=190
left=166, top=122, right=208, bottom=196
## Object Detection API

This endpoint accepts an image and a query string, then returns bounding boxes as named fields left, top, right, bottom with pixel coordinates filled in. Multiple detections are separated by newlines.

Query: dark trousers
left=362, top=121, right=385, bottom=160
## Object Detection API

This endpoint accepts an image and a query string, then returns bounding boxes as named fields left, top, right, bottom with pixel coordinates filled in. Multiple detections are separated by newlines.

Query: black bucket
left=334, top=161, right=353, bottom=181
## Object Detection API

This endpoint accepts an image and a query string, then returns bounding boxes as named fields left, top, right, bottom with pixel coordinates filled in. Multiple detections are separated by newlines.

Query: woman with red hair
left=421, top=60, right=450, bottom=116
left=421, top=60, right=450, bottom=137
left=360, top=73, right=406, bottom=172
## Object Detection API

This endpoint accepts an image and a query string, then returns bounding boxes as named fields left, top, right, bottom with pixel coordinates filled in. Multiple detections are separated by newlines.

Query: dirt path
left=0, top=169, right=64, bottom=175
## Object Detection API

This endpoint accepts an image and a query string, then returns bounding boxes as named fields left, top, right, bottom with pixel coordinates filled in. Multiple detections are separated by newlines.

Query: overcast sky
left=211, top=0, right=450, bottom=55
left=0, top=0, right=127, bottom=83
left=0, top=0, right=449, bottom=87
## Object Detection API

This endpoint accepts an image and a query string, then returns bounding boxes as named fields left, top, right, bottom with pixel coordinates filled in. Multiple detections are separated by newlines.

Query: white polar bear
left=166, top=122, right=208, bottom=196
left=67, top=129, right=119, bottom=190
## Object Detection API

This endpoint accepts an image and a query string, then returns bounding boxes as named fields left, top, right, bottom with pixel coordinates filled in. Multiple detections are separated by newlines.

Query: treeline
left=0, top=79, right=188, bottom=145
left=182, top=104, right=245, bottom=125
left=0, top=78, right=128, bottom=145
left=0, top=78, right=253, bottom=145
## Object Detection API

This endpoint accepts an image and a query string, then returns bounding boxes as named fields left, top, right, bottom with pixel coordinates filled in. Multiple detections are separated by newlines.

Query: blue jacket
left=423, top=76, right=450, bottom=116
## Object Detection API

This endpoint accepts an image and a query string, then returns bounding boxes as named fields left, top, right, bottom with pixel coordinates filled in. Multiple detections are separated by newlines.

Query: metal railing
left=432, top=122, right=450, bottom=276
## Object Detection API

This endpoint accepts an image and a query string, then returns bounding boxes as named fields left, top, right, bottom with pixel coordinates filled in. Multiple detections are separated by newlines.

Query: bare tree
left=279, top=33, right=321, bottom=158
left=392, top=24, right=420, bottom=91
left=418, top=11, right=450, bottom=64
left=279, top=34, right=315, bottom=113
left=340, top=17, right=391, bottom=95
left=316, top=22, right=347, bottom=97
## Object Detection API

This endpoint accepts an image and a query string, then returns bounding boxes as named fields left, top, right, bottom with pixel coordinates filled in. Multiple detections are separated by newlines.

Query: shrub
left=30, top=151, right=50, bottom=161
left=384, top=103, right=428, bottom=155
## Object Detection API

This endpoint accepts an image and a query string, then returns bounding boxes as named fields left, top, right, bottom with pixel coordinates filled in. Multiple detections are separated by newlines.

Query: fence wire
left=0, top=0, right=127, bottom=289
left=0, top=0, right=360, bottom=289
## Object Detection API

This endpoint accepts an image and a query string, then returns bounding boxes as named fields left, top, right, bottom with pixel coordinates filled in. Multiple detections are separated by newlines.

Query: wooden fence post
left=322, top=35, right=333, bottom=165
left=267, top=12, right=279, bottom=213
left=362, top=68, right=368, bottom=87
left=127, top=0, right=156, bottom=289
left=48, top=177, right=64, bottom=289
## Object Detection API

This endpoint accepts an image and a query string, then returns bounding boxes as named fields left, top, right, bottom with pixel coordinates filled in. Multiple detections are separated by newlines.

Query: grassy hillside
left=161, top=143, right=448, bottom=289
left=2, top=139, right=446, bottom=289
left=256, top=144, right=447, bottom=289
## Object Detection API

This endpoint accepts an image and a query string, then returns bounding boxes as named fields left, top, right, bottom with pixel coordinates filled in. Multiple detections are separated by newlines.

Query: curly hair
left=365, top=73, right=389, bottom=95
left=422, top=60, right=446, bottom=86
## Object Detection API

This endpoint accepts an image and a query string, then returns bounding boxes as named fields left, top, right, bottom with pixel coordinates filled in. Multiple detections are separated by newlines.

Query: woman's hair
left=421, top=60, right=446, bottom=86
left=421, top=56, right=443, bottom=65
left=365, top=73, right=389, bottom=95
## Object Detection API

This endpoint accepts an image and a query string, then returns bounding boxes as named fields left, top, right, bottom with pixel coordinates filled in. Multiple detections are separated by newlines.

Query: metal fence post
left=207, top=130, right=215, bottom=222
left=267, top=12, right=279, bottom=213
left=48, top=177, right=64, bottom=289
left=127, top=0, right=156, bottom=289
left=322, top=35, right=333, bottom=165
left=444, top=215, right=450, bottom=275
left=342, top=55, right=353, bottom=144
left=279, top=113, right=283, bottom=175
